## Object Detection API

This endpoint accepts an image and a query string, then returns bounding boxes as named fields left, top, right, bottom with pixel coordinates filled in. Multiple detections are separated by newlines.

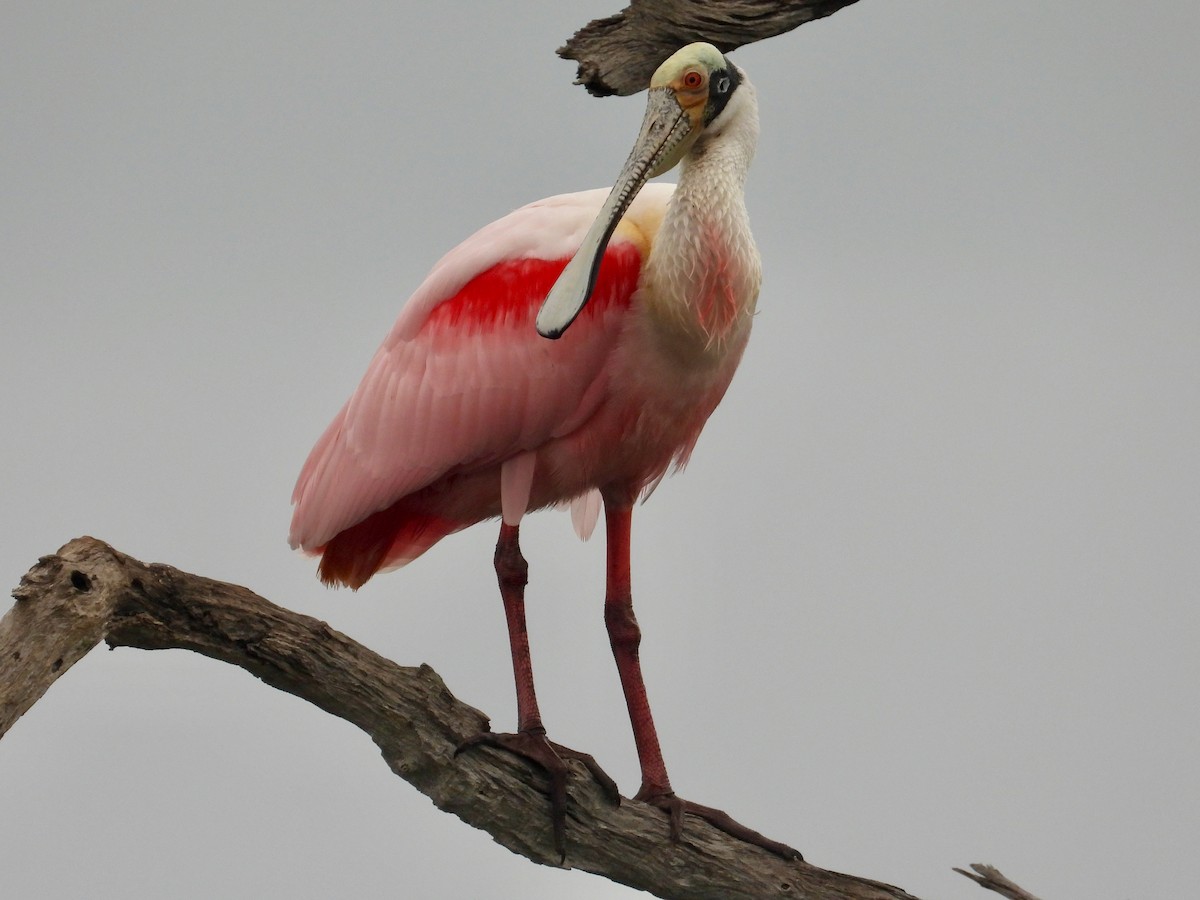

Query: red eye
left=682, top=70, right=704, bottom=90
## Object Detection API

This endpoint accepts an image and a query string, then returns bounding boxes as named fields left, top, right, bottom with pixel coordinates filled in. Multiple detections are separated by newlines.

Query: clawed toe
left=636, top=790, right=803, bottom=861
left=456, top=730, right=619, bottom=860
left=552, top=742, right=621, bottom=805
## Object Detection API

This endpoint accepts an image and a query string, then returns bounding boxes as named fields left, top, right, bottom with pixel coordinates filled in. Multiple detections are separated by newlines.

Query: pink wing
left=289, top=186, right=670, bottom=570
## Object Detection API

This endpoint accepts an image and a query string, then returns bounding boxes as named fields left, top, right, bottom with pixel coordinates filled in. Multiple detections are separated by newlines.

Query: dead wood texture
left=954, top=865, right=1045, bottom=900
left=3, top=537, right=923, bottom=900
left=559, top=0, right=864, bottom=96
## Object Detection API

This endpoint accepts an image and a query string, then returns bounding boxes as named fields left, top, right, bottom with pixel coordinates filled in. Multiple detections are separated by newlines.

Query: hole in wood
left=70, top=570, right=92, bottom=592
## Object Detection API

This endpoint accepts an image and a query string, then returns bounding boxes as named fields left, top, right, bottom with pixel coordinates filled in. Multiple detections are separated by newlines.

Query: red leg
left=457, top=522, right=617, bottom=860
left=602, top=502, right=673, bottom=797
left=495, top=522, right=544, bottom=734
left=603, top=500, right=804, bottom=861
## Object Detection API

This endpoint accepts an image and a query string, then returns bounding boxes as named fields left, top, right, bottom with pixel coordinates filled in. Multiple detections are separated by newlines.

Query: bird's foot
left=456, top=730, right=619, bottom=860
left=636, top=788, right=804, bottom=861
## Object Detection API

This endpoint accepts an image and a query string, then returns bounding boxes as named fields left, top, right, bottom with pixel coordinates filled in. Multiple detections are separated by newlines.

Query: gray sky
left=2, top=2, right=1197, bottom=898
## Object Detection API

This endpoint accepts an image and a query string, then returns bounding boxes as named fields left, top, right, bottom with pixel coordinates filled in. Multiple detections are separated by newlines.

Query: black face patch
left=703, top=56, right=741, bottom=125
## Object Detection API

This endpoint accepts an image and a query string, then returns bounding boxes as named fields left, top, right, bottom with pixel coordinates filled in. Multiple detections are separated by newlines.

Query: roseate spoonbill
left=290, top=43, right=799, bottom=860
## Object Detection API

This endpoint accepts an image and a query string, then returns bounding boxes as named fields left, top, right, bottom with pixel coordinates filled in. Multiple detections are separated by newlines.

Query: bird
left=289, top=42, right=799, bottom=861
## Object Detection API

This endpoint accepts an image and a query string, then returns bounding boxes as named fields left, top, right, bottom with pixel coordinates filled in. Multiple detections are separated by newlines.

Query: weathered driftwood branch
left=3, top=536, right=921, bottom=900
left=559, top=0, right=864, bottom=96
left=954, top=865, right=1045, bottom=900
left=2, top=539, right=1039, bottom=898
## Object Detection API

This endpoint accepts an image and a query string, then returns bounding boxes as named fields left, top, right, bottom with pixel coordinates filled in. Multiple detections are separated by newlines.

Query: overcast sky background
left=2, top=2, right=1197, bottom=898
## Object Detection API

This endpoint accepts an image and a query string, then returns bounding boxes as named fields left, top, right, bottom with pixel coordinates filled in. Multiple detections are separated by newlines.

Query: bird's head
left=536, top=42, right=747, bottom=339
left=641, top=42, right=744, bottom=176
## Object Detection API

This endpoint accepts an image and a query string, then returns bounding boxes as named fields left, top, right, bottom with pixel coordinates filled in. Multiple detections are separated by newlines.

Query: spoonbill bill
left=290, top=42, right=799, bottom=860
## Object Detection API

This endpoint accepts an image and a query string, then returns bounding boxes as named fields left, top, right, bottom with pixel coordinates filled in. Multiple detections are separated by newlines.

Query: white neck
left=678, top=76, right=759, bottom=201
left=643, top=77, right=761, bottom=356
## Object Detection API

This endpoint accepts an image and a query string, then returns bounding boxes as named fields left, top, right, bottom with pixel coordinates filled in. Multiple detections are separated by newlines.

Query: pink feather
left=289, top=187, right=673, bottom=587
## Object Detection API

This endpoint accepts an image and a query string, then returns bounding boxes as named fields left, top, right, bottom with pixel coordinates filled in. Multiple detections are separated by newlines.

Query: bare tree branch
left=954, top=864, right=1046, bottom=900
left=3, top=536, right=924, bottom=900
left=559, top=0, right=864, bottom=96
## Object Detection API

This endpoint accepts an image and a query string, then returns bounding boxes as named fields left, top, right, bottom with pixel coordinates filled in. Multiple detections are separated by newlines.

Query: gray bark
left=1, top=536, right=929, bottom=900
left=559, top=0, right=864, bottom=96
left=955, top=865, right=1046, bottom=900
